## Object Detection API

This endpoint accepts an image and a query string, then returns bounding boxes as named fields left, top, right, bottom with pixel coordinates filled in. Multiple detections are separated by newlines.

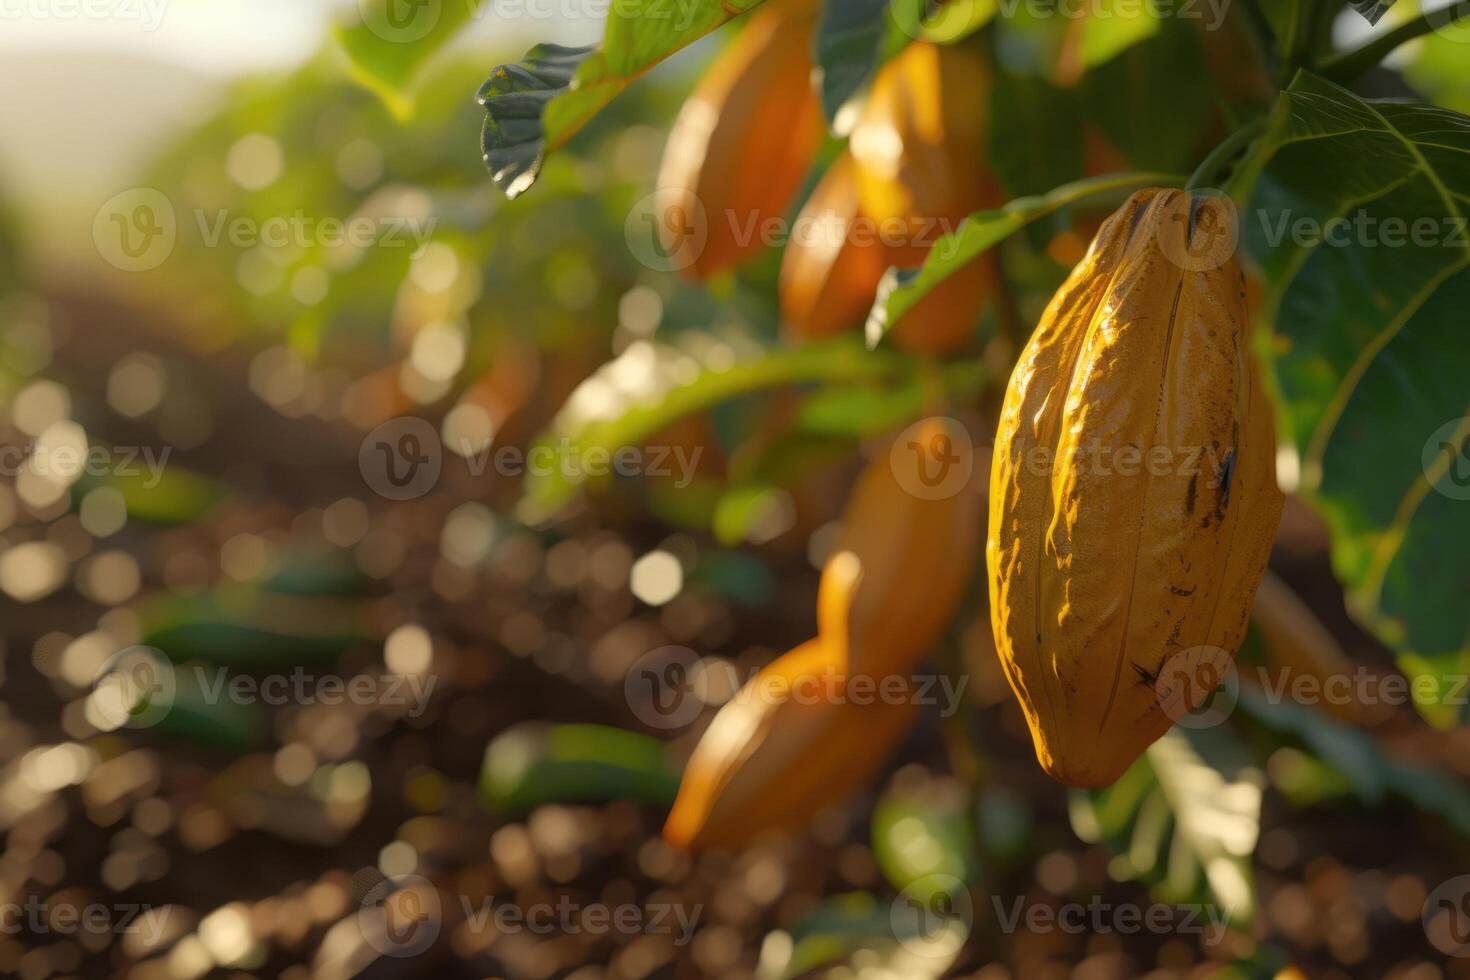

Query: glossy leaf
left=481, top=0, right=769, bottom=197
left=478, top=44, right=596, bottom=198
left=1243, top=72, right=1470, bottom=727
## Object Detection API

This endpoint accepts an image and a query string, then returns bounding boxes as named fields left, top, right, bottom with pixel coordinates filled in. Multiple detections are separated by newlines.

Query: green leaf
left=481, top=0, right=769, bottom=197
left=988, top=65, right=1086, bottom=198
left=79, top=460, right=225, bottom=527
left=755, top=892, right=964, bottom=980
left=1243, top=72, right=1470, bottom=728
left=334, top=0, right=479, bottom=117
left=478, top=44, right=597, bottom=198
left=136, top=588, right=369, bottom=668
left=517, top=336, right=910, bottom=522
left=1075, top=0, right=1162, bottom=67
left=478, top=722, right=679, bottom=813
left=1071, top=727, right=1264, bottom=924
left=1238, top=688, right=1470, bottom=836
left=816, top=0, right=891, bottom=127
left=867, top=172, right=1179, bottom=340
left=871, top=781, right=976, bottom=903
left=262, top=548, right=370, bottom=598
left=1081, top=18, right=1214, bottom=174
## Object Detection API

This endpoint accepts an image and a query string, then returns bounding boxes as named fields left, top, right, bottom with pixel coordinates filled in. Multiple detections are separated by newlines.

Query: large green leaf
left=1238, top=688, right=1470, bottom=835
left=334, top=0, right=479, bottom=117
left=481, top=0, right=768, bottom=197
left=1070, top=727, right=1264, bottom=924
left=814, top=0, right=938, bottom=131
left=1243, top=72, right=1470, bottom=728
left=815, top=0, right=891, bottom=126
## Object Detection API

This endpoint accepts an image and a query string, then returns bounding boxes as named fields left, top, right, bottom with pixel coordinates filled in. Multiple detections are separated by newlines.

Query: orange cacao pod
left=779, top=152, right=890, bottom=341
left=818, top=418, right=981, bottom=676
left=849, top=40, right=997, bottom=267
left=662, top=634, right=916, bottom=850
left=654, top=1, right=822, bottom=280
left=987, top=188, right=1284, bottom=788
left=779, top=152, right=991, bottom=354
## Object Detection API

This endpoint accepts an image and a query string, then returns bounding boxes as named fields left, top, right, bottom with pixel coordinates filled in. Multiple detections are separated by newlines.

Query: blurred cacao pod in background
left=819, top=418, right=982, bottom=676
left=664, top=422, right=984, bottom=849
left=987, top=188, right=1284, bottom=788
left=779, top=152, right=889, bottom=341
left=779, top=152, right=993, bottom=355
left=662, top=636, right=916, bottom=849
left=654, top=0, right=822, bottom=280
left=849, top=40, right=997, bottom=268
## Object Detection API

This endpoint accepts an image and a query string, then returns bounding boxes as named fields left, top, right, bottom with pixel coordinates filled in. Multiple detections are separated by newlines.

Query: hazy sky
left=0, top=0, right=604, bottom=247
left=0, top=0, right=602, bottom=75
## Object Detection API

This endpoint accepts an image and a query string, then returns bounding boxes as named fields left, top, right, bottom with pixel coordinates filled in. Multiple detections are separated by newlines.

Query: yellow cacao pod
left=849, top=40, right=997, bottom=268
left=662, top=634, right=916, bottom=850
left=780, top=152, right=991, bottom=354
left=818, top=418, right=981, bottom=677
left=654, top=0, right=822, bottom=280
left=987, top=188, right=1284, bottom=788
